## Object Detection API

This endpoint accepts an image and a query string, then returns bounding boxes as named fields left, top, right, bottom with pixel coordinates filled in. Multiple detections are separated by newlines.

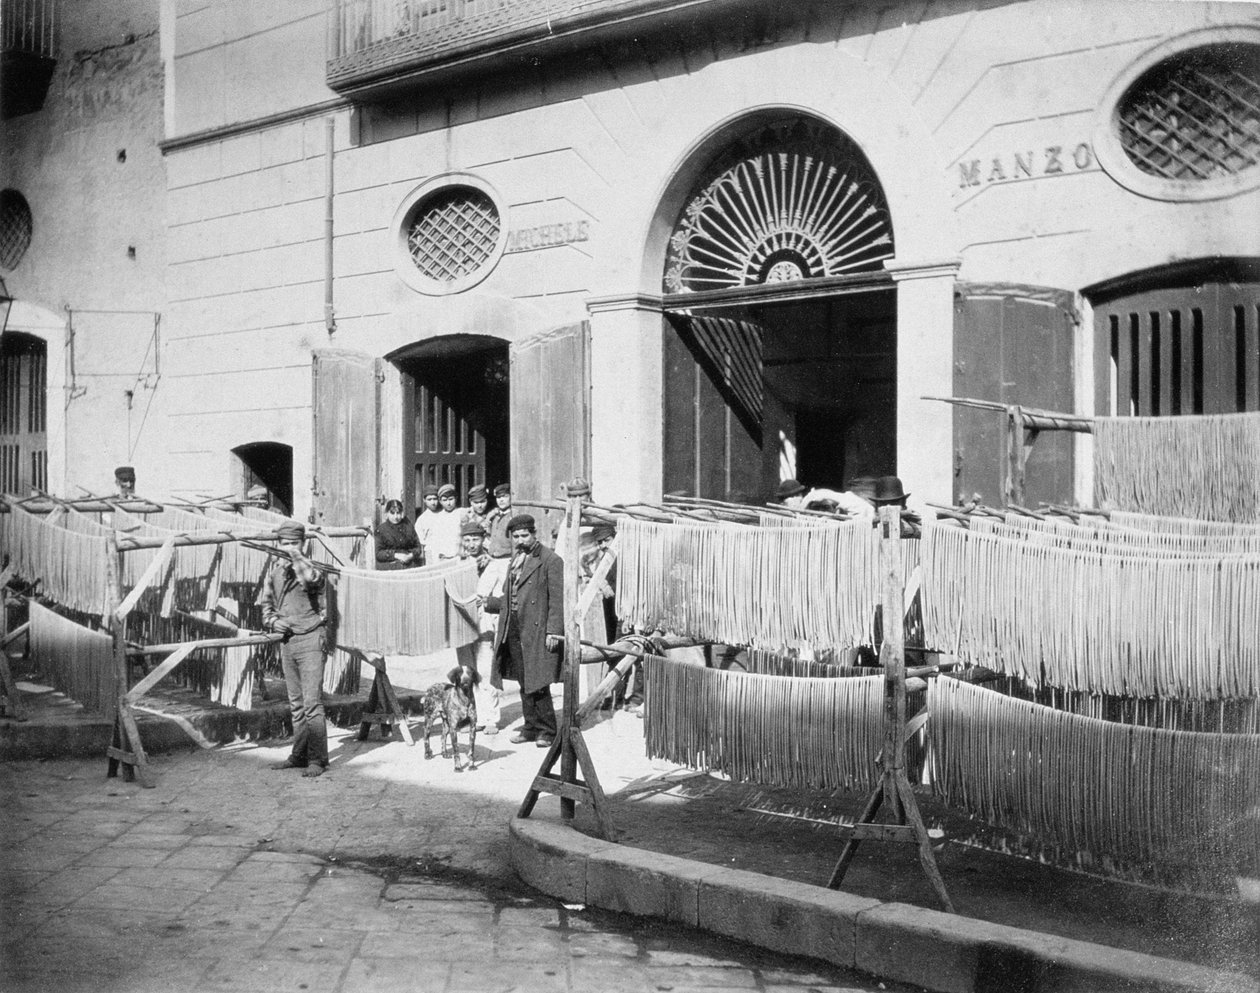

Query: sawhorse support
left=827, top=504, right=952, bottom=911
left=106, top=700, right=154, bottom=788
left=358, top=653, right=414, bottom=745
left=0, top=578, right=30, bottom=719
left=517, top=479, right=616, bottom=841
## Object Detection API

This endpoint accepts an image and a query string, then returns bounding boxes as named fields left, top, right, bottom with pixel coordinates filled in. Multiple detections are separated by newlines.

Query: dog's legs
left=441, top=715, right=454, bottom=761
left=466, top=719, right=477, bottom=771
left=422, top=710, right=435, bottom=759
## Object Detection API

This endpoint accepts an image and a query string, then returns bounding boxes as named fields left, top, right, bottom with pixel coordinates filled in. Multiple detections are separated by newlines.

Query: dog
left=418, top=664, right=479, bottom=771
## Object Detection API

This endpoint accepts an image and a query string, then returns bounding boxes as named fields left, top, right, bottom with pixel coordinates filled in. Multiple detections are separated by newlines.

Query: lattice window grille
left=0, top=190, right=33, bottom=271
left=665, top=121, right=894, bottom=294
left=406, top=187, right=500, bottom=283
left=1118, top=44, right=1260, bottom=182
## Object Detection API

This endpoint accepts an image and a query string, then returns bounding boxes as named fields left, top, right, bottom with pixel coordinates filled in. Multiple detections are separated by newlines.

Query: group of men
left=416, top=482, right=515, bottom=563
left=264, top=483, right=570, bottom=775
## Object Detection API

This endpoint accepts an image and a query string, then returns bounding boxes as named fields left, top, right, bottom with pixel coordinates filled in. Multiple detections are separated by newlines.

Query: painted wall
left=151, top=0, right=1260, bottom=513
left=0, top=0, right=166, bottom=497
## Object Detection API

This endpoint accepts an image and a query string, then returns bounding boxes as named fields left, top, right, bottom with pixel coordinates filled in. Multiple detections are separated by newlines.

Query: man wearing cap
left=485, top=484, right=514, bottom=558
left=416, top=485, right=441, bottom=563
left=485, top=513, right=564, bottom=746
left=463, top=484, right=491, bottom=533
left=452, top=519, right=505, bottom=734
left=258, top=521, right=330, bottom=778
left=427, top=483, right=464, bottom=560
left=114, top=466, right=136, bottom=498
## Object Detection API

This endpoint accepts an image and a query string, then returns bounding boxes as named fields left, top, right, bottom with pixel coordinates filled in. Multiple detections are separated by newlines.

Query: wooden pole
left=559, top=480, right=584, bottom=820
left=105, top=533, right=153, bottom=788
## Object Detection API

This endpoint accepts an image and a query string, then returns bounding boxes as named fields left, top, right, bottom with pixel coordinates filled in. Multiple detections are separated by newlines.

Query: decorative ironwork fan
left=665, top=120, right=894, bottom=294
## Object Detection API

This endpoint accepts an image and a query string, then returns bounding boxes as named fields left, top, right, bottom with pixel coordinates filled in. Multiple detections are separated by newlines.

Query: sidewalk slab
left=510, top=815, right=1260, bottom=993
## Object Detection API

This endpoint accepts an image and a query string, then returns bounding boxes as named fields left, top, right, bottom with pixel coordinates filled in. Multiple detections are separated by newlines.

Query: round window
left=392, top=175, right=506, bottom=295
left=0, top=189, right=33, bottom=271
left=1093, top=29, right=1260, bottom=202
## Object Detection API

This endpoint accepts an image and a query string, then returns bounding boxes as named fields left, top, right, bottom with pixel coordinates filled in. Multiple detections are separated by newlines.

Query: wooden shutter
left=509, top=322, right=590, bottom=543
left=953, top=284, right=1077, bottom=507
left=312, top=348, right=379, bottom=528
left=0, top=332, right=47, bottom=495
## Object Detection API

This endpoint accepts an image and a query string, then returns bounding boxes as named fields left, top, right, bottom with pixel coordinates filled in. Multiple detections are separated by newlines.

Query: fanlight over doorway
left=664, top=120, right=894, bottom=293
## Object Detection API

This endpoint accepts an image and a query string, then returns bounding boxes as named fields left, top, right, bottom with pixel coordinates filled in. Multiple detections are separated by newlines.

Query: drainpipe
left=324, top=117, right=336, bottom=337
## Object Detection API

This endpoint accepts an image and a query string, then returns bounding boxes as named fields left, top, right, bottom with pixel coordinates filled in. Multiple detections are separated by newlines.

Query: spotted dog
left=419, top=664, right=479, bottom=771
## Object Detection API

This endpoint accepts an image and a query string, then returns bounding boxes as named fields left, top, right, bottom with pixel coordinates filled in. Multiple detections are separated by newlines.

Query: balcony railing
left=2, top=0, right=58, bottom=118
left=327, top=0, right=736, bottom=96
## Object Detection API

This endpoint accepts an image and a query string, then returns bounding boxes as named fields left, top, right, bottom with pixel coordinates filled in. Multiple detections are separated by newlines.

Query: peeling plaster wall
left=0, top=0, right=167, bottom=496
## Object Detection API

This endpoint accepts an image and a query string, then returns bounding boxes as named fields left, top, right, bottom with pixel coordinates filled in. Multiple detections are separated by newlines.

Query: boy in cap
left=485, top=484, right=514, bottom=558
left=463, top=484, right=491, bottom=533
left=258, top=520, right=330, bottom=777
left=485, top=513, right=563, bottom=746
left=427, top=482, right=464, bottom=560
left=416, top=484, right=441, bottom=563
left=452, top=519, right=505, bottom=733
left=114, top=466, right=136, bottom=498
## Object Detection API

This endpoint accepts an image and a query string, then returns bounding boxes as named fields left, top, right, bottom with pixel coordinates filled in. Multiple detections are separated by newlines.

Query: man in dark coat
left=485, top=513, right=564, bottom=746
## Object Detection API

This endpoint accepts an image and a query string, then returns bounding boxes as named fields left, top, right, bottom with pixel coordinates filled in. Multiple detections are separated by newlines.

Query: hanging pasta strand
left=27, top=601, right=118, bottom=717
left=335, top=558, right=478, bottom=655
left=1094, top=411, right=1260, bottom=522
left=929, top=677, right=1260, bottom=891
left=642, top=654, right=890, bottom=793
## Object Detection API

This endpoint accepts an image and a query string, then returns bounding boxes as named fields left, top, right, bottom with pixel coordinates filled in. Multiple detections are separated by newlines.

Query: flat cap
left=493, top=483, right=511, bottom=497
left=505, top=513, right=536, bottom=533
left=467, top=484, right=488, bottom=501
left=437, top=483, right=457, bottom=498
left=460, top=519, right=487, bottom=537
left=276, top=520, right=306, bottom=541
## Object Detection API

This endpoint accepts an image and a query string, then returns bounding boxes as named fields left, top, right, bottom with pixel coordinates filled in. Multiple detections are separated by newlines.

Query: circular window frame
left=1092, top=26, right=1260, bottom=203
left=390, top=173, right=507, bottom=296
left=0, top=188, right=34, bottom=271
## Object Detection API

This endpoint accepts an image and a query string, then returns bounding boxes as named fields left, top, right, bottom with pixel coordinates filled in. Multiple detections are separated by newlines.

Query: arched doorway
left=389, top=334, right=510, bottom=519
left=660, top=115, right=897, bottom=500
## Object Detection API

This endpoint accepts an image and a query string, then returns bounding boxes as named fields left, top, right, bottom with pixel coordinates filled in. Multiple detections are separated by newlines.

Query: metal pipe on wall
left=324, top=117, right=336, bottom=337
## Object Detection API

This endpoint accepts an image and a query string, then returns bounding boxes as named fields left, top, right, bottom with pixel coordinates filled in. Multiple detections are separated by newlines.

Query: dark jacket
left=375, top=518, right=421, bottom=570
left=256, top=560, right=326, bottom=636
left=485, top=540, right=564, bottom=693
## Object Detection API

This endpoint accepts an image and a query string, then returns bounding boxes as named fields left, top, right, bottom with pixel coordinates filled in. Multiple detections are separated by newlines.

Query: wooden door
left=1093, top=280, right=1260, bottom=417
left=509, top=322, right=590, bottom=543
left=311, top=348, right=378, bottom=528
left=953, top=284, right=1076, bottom=507
left=0, top=332, right=46, bottom=495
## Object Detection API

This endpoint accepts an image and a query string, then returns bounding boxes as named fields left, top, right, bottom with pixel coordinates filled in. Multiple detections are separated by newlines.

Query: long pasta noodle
left=27, top=600, right=117, bottom=717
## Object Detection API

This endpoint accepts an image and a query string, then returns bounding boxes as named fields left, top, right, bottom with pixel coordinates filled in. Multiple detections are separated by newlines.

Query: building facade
left=3, top=0, right=1258, bottom=524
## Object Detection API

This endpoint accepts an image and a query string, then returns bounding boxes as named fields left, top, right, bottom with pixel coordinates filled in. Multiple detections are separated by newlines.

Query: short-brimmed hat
left=493, top=483, right=511, bottom=497
left=776, top=478, right=806, bottom=500
left=870, top=475, right=910, bottom=505
left=467, top=484, right=487, bottom=501
left=437, top=483, right=456, bottom=498
left=422, top=485, right=439, bottom=498
left=505, top=513, right=536, bottom=533
left=591, top=522, right=616, bottom=542
left=276, top=520, right=306, bottom=541
left=460, top=519, right=486, bottom=537
left=114, top=466, right=136, bottom=481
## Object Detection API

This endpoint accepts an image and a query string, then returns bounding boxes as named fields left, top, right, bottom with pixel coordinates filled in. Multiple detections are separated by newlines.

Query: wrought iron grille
left=1117, top=43, right=1260, bottom=182
left=665, top=119, right=894, bottom=294
left=0, top=189, right=32, bottom=270
left=406, top=186, right=500, bottom=283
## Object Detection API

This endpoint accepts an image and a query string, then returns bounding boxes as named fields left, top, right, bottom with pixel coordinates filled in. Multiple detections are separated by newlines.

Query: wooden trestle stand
left=358, top=653, right=415, bottom=745
left=828, top=504, right=954, bottom=911
left=518, top=479, right=616, bottom=840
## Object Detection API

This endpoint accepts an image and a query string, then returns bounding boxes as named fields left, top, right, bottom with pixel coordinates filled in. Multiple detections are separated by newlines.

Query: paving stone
left=643, top=964, right=761, bottom=988
left=342, top=956, right=453, bottom=993
left=494, top=923, right=569, bottom=960
left=75, top=845, right=183, bottom=868
left=448, top=959, right=570, bottom=992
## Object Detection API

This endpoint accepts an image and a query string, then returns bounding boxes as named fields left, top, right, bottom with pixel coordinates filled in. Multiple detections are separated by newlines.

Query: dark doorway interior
left=232, top=441, right=293, bottom=515
left=663, top=288, right=896, bottom=501
left=396, top=339, right=509, bottom=518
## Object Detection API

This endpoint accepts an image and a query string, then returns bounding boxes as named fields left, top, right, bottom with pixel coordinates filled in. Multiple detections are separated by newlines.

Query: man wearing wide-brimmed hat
left=258, top=520, right=329, bottom=778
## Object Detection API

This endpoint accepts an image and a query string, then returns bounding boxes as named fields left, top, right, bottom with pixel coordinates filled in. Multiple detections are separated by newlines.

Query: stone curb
left=509, top=816, right=1258, bottom=993
left=0, top=690, right=429, bottom=761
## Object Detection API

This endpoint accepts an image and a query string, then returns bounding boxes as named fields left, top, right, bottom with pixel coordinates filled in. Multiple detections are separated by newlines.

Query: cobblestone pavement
left=1, top=712, right=921, bottom=993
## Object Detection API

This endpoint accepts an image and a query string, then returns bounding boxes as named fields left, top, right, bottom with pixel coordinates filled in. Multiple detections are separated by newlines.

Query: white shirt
left=427, top=509, right=464, bottom=560
left=788, top=488, right=875, bottom=519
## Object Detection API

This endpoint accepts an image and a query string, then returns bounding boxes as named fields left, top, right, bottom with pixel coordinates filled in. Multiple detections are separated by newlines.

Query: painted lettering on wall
left=505, top=220, right=590, bottom=253
left=956, top=143, right=1095, bottom=189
